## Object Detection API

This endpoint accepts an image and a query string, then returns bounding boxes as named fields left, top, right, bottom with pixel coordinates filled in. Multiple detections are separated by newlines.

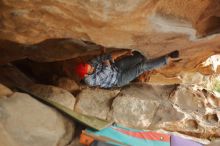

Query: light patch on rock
left=149, top=13, right=197, bottom=40
left=10, top=9, right=29, bottom=17
left=41, top=6, right=71, bottom=19
left=0, top=84, right=13, bottom=97
left=202, top=55, right=220, bottom=72
left=179, top=72, right=220, bottom=98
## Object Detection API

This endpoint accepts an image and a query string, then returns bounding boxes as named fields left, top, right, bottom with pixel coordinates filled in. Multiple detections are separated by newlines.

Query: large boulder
left=109, top=84, right=179, bottom=128
left=0, top=92, right=74, bottom=146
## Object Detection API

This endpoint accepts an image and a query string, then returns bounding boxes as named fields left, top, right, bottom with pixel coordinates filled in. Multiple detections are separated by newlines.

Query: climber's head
left=74, top=63, right=92, bottom=79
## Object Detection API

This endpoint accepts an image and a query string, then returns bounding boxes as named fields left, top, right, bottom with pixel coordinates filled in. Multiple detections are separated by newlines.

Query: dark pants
left=115, top=51, right=167, bottom=87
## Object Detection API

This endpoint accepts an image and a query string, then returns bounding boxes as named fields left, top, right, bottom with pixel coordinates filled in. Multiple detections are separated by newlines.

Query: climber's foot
left=166, top=50, right=181, bottom=63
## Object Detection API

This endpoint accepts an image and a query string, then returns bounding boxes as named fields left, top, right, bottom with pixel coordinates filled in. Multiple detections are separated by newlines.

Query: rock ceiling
left=0, top=0, right=220, bottom=79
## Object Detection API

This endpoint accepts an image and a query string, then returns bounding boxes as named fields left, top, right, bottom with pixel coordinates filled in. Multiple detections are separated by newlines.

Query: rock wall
left=1, top=0, right=220, bottom=44
left=0, top=0, right=220, bottom=79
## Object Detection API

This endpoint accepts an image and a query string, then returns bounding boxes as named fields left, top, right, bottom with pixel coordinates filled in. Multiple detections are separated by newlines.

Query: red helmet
left=74, top=63, right=90, bottom=79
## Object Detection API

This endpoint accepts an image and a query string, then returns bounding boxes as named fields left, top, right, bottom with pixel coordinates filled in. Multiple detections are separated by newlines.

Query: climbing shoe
left=168, top=50, right=179, bottom=58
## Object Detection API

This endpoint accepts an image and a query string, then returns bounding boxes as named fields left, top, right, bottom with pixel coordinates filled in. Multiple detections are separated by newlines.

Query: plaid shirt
left=84, top=54, right=119, bottom=88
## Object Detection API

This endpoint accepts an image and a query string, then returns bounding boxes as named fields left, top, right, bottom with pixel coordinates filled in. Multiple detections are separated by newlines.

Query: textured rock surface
left=162, top=85, right=220, bottom=141
left=29, top=84, right=76, bottom=110
left=75, top=88, right=120, bottom=120
left=0, top=92, right=74, bottom=146
left=109, top=84, right=181, bottom=128
left=0, top=39, right=100, bottom=65
left=1, top=0, right=219, bottom=44
left=0, top=0, right=220, bottom=79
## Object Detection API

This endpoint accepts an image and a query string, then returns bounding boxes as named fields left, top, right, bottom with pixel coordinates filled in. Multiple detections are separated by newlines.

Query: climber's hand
left=100, top=47, right=106, bottom=55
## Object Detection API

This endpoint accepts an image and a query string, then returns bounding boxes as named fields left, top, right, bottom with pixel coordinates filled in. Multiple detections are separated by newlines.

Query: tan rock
left=150, top=102, right=184, bottom=128
left=184, top=119, right=199, bottom=130
left=0, top=0, right=220, bottom=80
left=0, top=84, right=13, bottom=97
left=0, top=0, right=219, bottom=44
left=75, top=88, right=120, bottom=120
left=111, top=92, right=160, bottom=128
left=54, top=77, right=80, bottom=93
left=110, top=84, right=177, bottom=128
left=29, top=84, right=76, bottom=110
left=0, top=92, right=74, bottom=146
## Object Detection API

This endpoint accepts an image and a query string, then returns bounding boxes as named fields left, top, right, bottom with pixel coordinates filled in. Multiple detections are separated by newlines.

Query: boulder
left=75, top=88, right=120, bottom=120
left=0, top=92, right=74, bottom=146
left=150, top=102, right=184, bottom=128
left=54, top=77, right=80, bottom=93
left=29, top=84, right=76, bottom=110
left=110, top=84, right=177, bottom=128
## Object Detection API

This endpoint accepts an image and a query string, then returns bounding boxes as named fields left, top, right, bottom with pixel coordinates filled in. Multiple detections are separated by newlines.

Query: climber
left=75, top=49, right=179, bottom=88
